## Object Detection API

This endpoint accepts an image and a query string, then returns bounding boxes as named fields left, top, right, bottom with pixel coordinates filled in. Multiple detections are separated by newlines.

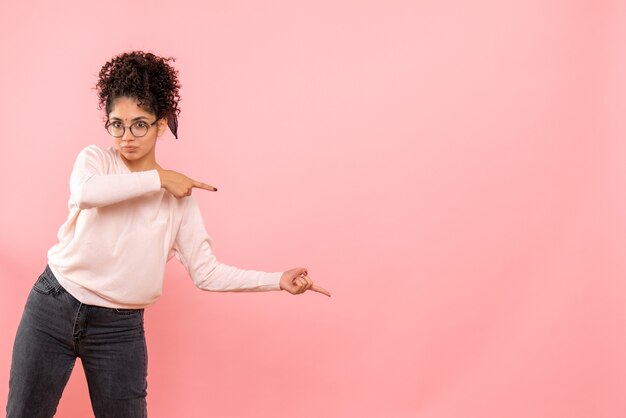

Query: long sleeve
left=69, top=145, right=162, bottom=209
left=172, top=195, right=282, bottom=292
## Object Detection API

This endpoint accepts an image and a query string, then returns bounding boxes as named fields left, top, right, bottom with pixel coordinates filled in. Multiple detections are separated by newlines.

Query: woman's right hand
left=157, top=168, right=217, bottom=199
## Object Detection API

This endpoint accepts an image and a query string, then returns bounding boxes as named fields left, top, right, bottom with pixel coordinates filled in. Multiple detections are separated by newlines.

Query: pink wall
left=1, top=0, right=625, bottom=417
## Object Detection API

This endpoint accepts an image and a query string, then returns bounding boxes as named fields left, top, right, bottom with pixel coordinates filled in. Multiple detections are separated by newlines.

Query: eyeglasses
left=105, top=119, right=158, bottom=138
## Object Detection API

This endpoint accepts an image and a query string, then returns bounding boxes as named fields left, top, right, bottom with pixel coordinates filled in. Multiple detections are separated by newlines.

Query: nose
left=121, top=127, right=136, bottom=142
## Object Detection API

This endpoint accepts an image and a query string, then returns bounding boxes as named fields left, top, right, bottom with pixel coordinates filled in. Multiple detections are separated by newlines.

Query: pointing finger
left=310, top=284, right=331, bottom=297
left=193, top=181, right=218, bottom=192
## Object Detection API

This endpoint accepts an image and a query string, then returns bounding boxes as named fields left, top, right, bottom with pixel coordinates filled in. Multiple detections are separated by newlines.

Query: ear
left=157, top=117, right=168, bottom=137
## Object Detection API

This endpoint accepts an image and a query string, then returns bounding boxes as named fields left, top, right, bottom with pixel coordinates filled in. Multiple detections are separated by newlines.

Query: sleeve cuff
left=139, top=169, right=162, bottom=193
left=258, top=271, right=283, bottom=291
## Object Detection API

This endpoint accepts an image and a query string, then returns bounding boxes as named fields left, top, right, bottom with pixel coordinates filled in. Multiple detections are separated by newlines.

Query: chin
left=121, top=150, right=142, bottom=159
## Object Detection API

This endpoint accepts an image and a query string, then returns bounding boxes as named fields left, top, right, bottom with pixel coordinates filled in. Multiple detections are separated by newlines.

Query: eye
left=134, top=121, right=148, bottom=128
left=111, top=121, right=123, bottom=128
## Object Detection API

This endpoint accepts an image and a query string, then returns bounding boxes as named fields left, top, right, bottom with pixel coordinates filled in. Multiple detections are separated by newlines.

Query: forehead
left=108, top=97, right=155, bottom=120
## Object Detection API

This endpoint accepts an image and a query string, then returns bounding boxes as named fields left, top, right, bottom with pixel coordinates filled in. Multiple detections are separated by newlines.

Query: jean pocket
left=32, top=273, right=55, bottom=295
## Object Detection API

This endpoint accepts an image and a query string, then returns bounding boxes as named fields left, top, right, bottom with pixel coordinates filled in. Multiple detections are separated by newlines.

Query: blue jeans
left=6, top=265, right=148, bottom=417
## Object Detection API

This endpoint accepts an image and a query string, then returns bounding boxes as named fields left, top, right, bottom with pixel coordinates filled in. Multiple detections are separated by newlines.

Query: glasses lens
left=107, top=121, right=124, bottom=137
left=130, top=121, right=149, bottom=137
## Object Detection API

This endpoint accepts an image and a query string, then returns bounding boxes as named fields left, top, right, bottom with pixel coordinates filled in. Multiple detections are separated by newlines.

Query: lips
left=122, top=147, right=138, bottom=151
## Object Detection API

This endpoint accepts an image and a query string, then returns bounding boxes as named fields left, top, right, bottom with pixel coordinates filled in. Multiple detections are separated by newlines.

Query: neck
left=120, top=154, right=158, bottom=172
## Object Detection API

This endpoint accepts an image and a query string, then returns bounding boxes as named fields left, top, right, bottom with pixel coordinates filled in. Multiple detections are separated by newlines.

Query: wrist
left=278, top=272, right=285, bottom=290
left=156, top=169, right=168, bottom=188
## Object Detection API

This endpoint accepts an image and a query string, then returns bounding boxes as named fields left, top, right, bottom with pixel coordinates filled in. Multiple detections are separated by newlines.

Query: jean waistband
left=42, top=264, right=144, bottom=313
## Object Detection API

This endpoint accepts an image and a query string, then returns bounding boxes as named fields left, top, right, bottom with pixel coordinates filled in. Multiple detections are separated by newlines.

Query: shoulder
left=178, top=194, right=199, bottom=216
left=75, top=144, right=119, bottom=164
left=177, top=195, right=206, bottom=225
left=72, top=144, right=120, bottom=173
left=76, top=144, right=115, bottom=159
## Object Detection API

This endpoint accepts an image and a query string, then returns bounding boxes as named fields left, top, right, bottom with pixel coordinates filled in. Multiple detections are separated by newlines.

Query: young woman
left=6, top=50, right=330, bottom=418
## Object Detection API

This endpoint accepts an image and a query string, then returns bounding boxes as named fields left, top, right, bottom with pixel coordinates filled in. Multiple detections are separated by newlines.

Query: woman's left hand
left=279, top=268, right=331, bottom=297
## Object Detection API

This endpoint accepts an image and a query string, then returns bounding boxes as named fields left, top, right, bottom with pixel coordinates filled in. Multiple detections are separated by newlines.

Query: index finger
left=193, top=181, right=218, bottom=192
left=310, top=284, right=331, bottom=297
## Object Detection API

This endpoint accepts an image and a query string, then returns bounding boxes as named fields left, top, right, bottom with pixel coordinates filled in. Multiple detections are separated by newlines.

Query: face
left=108, top=96, right=168, bottom=166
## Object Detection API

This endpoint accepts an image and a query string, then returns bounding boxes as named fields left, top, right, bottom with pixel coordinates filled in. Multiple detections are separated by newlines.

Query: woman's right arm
left=70, top=146, right=162, bottom=209
left=70, top=145, right=217, bottom=209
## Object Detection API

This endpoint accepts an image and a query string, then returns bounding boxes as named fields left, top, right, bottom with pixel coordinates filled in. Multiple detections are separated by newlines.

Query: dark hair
left=95, top=50, right=181, bottom=137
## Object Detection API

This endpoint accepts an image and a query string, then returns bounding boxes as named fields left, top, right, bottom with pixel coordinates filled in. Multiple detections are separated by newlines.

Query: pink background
left=1, top=1, right=626, bottom=417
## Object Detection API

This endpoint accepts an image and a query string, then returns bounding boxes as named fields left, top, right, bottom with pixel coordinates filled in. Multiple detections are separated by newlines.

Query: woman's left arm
left=172, top=196, right=330, bottom=296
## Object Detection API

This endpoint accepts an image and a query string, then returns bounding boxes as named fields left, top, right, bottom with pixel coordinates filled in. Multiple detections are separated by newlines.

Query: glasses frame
left=105, top=119, right=159, bottom=138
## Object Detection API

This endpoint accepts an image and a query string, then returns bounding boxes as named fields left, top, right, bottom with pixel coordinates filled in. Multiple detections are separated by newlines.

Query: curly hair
left=95, top=50, right=181, bottom=137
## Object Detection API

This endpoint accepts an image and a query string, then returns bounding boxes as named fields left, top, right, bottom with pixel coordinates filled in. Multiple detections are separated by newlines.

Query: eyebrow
left=109, top=116, right=150, bottom=122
